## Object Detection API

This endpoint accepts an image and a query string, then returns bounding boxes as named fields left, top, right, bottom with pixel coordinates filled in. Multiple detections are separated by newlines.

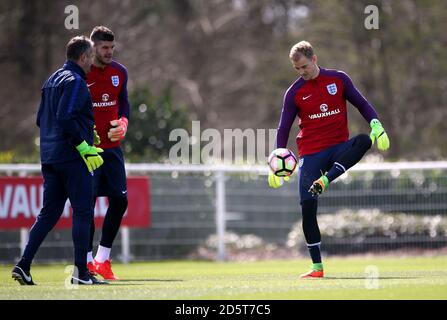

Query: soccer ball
left=268, top=148, right=298, bottom=177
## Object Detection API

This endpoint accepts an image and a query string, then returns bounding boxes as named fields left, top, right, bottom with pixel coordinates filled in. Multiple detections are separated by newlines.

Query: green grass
left=1, top=256, right=447, bottom=300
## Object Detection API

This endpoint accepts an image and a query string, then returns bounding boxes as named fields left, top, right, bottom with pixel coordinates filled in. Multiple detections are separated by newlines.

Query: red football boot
left=87, top=261, right=97, bottom=276
left=94, top=259, right=119, bottom=280
left=299, top=269, right=324, bottom=279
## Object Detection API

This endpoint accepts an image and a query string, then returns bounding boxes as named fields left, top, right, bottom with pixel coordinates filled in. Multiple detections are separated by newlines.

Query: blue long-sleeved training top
left=36, top=60, right=94, bottom=164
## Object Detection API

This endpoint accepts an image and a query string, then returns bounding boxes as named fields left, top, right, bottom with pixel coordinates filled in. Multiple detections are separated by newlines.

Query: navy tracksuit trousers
left=19, top=159, right=94, bottom=277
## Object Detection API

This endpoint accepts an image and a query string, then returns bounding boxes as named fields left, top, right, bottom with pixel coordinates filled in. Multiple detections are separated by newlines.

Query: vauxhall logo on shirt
left=309, top=103, right=341, bottom=120
left=102, top=94, right=109, bottom=102
left=93, top=93, right=117, bottom=108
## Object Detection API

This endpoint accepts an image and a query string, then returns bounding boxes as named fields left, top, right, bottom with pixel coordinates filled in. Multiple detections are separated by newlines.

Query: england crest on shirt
left=326, top=83, right=337, bottom=95
left=111, top=75, right=119, bottom=87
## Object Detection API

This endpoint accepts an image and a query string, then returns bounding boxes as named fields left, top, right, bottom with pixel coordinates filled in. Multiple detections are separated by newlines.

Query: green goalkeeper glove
left=268, top=170, right=290, bottom=189
left=76, top=141, right=104, bottom=172
left=370, top=119, right=390, bottom=151
left=93, top=125, right=101, bottom=146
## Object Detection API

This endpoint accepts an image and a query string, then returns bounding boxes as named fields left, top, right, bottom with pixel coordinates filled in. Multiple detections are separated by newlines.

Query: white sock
left=87, top=251, right=94, bottom=263
left=95, top=245, right=111, bottom=263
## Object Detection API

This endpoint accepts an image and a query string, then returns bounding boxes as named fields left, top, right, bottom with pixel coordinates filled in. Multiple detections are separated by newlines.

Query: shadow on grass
left=113, top=279, right=185, bottom=282
left=323, top=276, right=422, bottom=280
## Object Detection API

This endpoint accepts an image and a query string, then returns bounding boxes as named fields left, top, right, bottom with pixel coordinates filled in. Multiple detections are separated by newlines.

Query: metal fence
left=1, top=161, right=447, bottom=264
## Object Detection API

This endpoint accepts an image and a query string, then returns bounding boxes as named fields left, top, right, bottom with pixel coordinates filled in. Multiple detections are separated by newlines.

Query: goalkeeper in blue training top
left=12, top=36, right=106, bottom=286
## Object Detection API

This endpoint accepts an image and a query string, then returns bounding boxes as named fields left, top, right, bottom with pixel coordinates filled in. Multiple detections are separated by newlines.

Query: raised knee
left=356, top=133, right=372, bottom=150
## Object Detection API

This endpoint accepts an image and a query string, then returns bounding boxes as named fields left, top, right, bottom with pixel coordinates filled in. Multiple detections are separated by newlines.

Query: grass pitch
left=1, top=256, right=446, bottom=300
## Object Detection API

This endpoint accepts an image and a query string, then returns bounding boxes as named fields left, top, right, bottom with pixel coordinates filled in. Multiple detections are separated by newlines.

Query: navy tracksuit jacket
left=37, top=60, right=94, bottom=163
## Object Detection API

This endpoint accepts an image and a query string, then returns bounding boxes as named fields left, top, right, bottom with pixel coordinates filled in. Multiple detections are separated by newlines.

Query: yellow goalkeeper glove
left=268, top=170, right=290, bottom=189
left=76, top=141, right=104, bottom=172
left=370, top=119, right=390, bottom=151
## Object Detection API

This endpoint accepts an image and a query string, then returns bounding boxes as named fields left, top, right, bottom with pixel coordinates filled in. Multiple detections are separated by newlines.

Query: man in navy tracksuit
left=12, top=36, right=106, bottom=285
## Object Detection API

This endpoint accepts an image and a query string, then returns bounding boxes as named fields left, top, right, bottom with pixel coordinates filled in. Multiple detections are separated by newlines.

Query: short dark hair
left=90, top=26, right=115, bottom=43
left=66, top=36, right=93, bottom=61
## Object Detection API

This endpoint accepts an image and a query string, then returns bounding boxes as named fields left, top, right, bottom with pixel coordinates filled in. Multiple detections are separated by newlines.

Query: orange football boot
left=299, top=269, right=324, bottom=279
left=94, top=259, right=119, bottom=280
left=87, top=261, right=97, bottom=276
left=309, top=176, right=329, bottom=196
